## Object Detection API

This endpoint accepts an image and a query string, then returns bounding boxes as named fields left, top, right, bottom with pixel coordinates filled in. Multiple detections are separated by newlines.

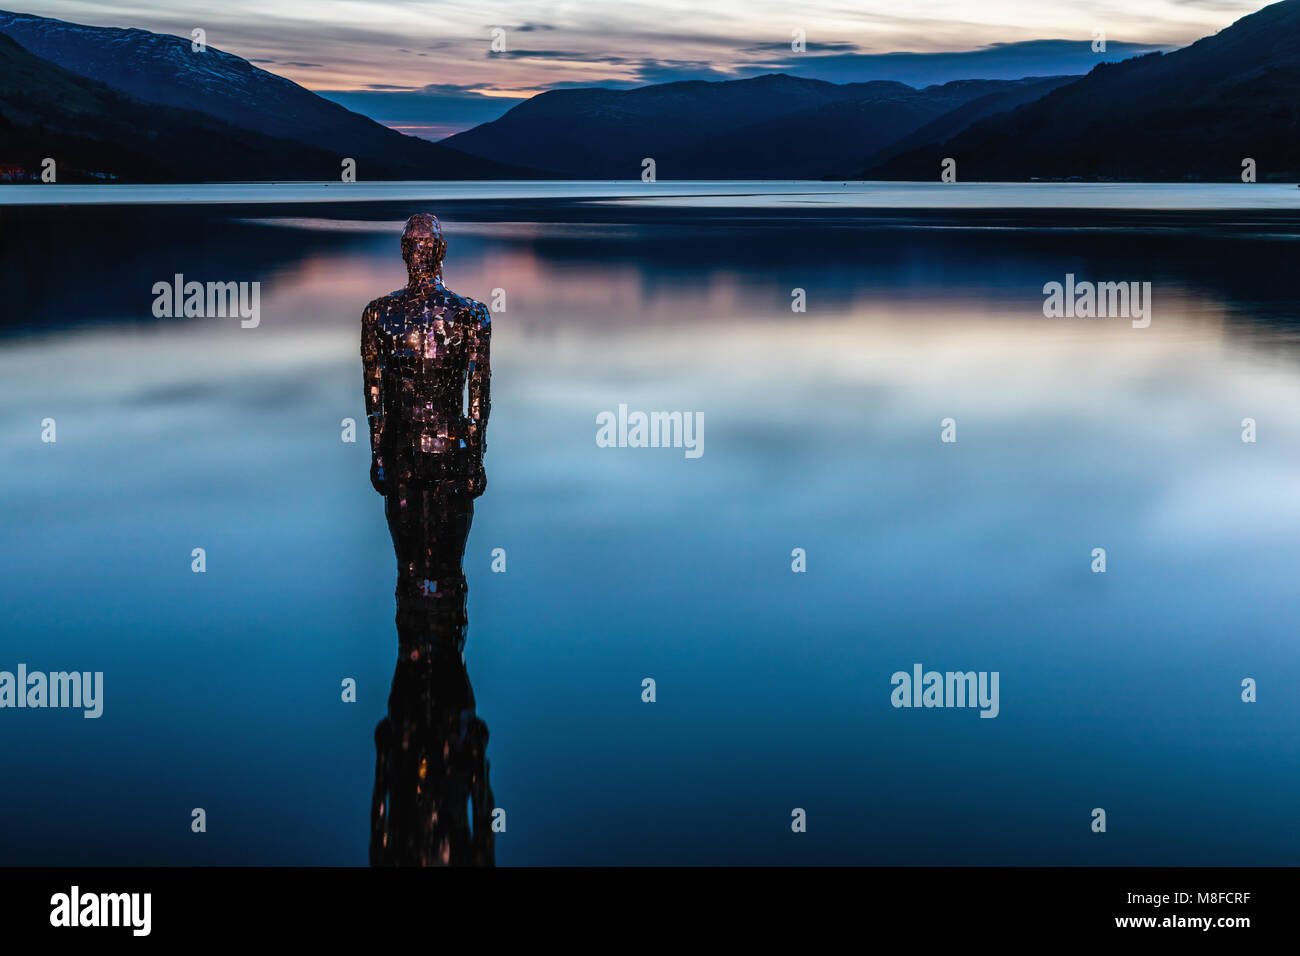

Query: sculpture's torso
left=362, top=278, right=491, bottom=485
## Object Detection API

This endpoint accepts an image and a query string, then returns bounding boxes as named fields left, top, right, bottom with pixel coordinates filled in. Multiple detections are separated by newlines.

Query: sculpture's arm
left=466, top=302, right=492, bottom=497
left=361, top=302, right=387, bottom=494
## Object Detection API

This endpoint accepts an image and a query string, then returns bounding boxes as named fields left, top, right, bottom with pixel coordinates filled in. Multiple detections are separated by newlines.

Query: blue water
left=1, top=189, right=1299, bottom=864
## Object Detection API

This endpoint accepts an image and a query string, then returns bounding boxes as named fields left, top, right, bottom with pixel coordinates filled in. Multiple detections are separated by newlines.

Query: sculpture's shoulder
left=363, top=289, right=411, bottom=327
left=445, top=288, right=491, bottom=332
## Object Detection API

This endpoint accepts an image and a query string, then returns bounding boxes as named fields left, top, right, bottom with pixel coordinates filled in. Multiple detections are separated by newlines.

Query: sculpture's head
left=401, top=213, right=446, bottom=279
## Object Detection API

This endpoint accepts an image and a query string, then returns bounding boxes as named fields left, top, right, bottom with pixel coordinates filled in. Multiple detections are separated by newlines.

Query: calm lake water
left=1, top=183, right=1299, bottom=864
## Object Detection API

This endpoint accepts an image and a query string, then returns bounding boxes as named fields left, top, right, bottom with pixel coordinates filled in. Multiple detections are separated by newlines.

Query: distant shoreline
left=3, top=181, right=1300, bottom=213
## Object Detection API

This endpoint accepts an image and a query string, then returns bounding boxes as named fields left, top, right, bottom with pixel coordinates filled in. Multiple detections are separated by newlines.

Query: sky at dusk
left=8, top=0, right=1271, bottom=137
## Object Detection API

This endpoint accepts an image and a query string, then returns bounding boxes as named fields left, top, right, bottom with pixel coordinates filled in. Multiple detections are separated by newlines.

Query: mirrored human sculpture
left=363, top=213, right=495, bottom=866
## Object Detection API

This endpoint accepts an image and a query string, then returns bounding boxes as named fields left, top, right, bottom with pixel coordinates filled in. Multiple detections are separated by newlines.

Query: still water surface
left=1, top=187, right=1298, bottom=863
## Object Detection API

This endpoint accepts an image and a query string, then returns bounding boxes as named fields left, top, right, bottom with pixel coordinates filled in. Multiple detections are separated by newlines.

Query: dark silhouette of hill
left=671, top=77, right=1075, bottom=179
left=864, top=0, right=1300, bottom=181
left=442, top=73, right=1069, bottom=179
left=0, top=10, right=534, bottom=180
left=862, top=76, right=1077, bottom=169
left=0, top=32, right=356, bottom=181
left=8, top=1, right=1296, bottom=183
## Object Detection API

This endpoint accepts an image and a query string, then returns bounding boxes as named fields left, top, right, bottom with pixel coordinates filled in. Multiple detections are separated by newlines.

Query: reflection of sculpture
left=363, top=214, right=495, bottom=866
left=370, top=628, right=495, bottom=866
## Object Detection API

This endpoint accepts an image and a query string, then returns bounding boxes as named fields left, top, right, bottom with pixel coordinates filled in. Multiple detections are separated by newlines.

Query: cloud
left=736, top=39, right=1170, bottom=86
left=18, top=0, right=1241, bottom=105
left=488, top=48, right=596, bottom=59
left=738, top=40, right=862, bottom=53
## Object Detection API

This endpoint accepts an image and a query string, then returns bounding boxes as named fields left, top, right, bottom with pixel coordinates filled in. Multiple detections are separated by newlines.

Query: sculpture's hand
left=361, top=301, right=387, bottom=494
left=469, top=464, right=487, bottom=498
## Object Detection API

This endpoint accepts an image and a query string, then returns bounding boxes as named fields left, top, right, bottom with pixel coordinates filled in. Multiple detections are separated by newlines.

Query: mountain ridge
left=0, top=9, right=536, bottom=180
left=441, top=72, right=1070, bottom=179
left=0, top=31, right=359, bottom=182
left=863, top=0, right=1300, bottom=180
left=3, top=3, right=1297, bottom=183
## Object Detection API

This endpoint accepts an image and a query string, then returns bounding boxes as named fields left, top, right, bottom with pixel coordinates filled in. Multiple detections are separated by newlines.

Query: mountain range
left=1, top=3, right=1299, bottom=182
left=0, top=31, right=356, bottom=182
left=440, top=74, right=1075, bottom=179
left=0, top=9, right=531, bottom=181
left=864, top=0, right=1300, bottom=180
